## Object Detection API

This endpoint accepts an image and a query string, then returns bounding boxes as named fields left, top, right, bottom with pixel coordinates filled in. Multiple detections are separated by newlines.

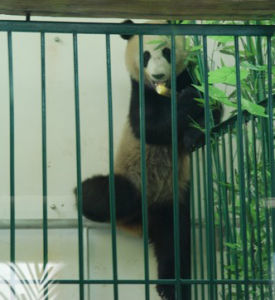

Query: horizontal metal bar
left=1, top=279, right=272, bottom=285
left=0, top=219, right=109, bottom=230
left=0, top=21, right=274, bottom=36
left=0, top=218, right=210, bottom=230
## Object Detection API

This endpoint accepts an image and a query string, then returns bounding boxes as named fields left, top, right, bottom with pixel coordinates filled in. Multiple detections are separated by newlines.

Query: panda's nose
left=152, top=73, right=165, bottom=80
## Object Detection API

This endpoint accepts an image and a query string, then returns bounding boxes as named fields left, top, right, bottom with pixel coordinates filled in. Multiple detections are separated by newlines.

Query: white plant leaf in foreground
left=0, top=262, right=63, bottom=300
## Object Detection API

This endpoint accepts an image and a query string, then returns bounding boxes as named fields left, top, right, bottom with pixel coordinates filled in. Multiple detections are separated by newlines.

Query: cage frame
left=0, top=19, right=274, bottom=300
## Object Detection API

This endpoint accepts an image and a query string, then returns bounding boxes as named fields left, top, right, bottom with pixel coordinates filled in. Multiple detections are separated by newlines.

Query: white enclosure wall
left=0, top=15, right=160, bottom=300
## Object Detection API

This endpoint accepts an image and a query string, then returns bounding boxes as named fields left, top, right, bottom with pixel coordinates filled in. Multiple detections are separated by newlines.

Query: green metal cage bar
left=221, top=131, right=232, bottom=300
left=170, top=34, right=182, bottom=300
left=267, top=36, right=275, bottom=252
left=0, top=20, right=274, bottom=300
left=234, top=36, right=249, bottom=300
left=105, top=33, right=119, bottom=300
left=214, top=134, right=225, bottom=299
left=41, top=30, right=48, bottom=276
left=9, top=278, right=274, bottom=285
left=0, top=21, right=275, bottom=36
left=8, top=30, right=15, bottom=265
left=195, top=150, right=205, bottom=299
left=201, top=147, right=209, bottom=299
left=251, top=115, right=264, bottom=299
left=202, top=35, right=216, bottom=300
left=40, top=31, right=49, bottom=300
left=244, top=123, right=255, bottom=296
left=138, top=34, right=150, bottom=300
left=190, top=154, right=198, bottom=299
left=261, top=114, right=272, bottom=298
left=227, top=124, right=241, bottom=299
left=73, top=33, right=85, bottom=300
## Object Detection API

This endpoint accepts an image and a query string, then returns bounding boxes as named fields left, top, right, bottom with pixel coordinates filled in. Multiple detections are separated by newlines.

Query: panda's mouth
left=152, top=80, right=170, bottom=89
left=152, top=80, right=171, bottom=97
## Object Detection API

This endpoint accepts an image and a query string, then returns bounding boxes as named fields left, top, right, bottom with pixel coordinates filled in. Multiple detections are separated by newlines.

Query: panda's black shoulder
left=176, top=67, right=194, bottom=91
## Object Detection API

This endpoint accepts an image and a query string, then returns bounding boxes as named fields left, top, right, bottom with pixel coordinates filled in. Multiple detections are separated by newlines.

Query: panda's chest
left=115, top=125, right=190, bottom=204
left=145, top=145, right=188, bottom=202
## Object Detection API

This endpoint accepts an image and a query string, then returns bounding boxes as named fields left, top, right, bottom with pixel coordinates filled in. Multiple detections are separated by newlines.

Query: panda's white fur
left=115, top=123, right=190, bottom=206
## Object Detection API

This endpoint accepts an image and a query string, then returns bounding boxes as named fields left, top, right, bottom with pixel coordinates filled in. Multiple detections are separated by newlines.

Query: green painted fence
left=0, top=20, right=274, bottom=300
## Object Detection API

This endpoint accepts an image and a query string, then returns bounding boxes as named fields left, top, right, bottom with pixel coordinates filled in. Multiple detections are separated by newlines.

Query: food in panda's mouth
left=155, top=82, right=171, bottom=97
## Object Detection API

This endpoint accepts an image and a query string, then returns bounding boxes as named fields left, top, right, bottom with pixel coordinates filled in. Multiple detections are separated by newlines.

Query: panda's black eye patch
left=143, top=51, right=151, bottom=68
left=162, top=47, right=171, bottom=63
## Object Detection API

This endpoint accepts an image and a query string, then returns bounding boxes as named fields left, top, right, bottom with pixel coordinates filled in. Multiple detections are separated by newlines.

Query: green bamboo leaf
left=146, top=39, right=168, bottom=50
left=241, top=98, right=267, bottom=117
left=208, top=66, right=249, bottom=85
left=189, top=45, right=203, bottom=52
left=193, top=84, right=237, bottom=108
left=154, top=41, right=168, bottom=50
left=241, top=61, right=266, bottom=71
left=210, top=36, right=234, bottom=44
left=225, top=242, right=241, bottom=250
left=146, top=39, right=165, bottom=45
left=224, top=265, right=238, bottom=271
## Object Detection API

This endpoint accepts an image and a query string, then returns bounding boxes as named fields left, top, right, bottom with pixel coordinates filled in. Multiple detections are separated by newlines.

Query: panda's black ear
left=120, top=20, right=134, bottom=40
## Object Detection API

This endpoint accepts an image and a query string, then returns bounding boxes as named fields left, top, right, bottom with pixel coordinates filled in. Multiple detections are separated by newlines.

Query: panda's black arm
left=132, top=86, right=205, bottom=146
left=177, top=86, right=205, bottom=124
left=177, top=88, right=223, bottom=150
left=130, top=82, right=222, bottom=147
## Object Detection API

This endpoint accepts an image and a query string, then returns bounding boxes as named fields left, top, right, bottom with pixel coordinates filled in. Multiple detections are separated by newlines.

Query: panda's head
left=121, top=20, right=189, bottom=91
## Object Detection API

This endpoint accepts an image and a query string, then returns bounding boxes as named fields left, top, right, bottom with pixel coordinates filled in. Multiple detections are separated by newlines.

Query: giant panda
left=78, top=20, right=222, bottom=300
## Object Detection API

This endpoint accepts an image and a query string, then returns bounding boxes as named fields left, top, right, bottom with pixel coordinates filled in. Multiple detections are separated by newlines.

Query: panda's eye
left=143, top=51, right=151, bottom=68
left=162, top=47, right=171, bottom=63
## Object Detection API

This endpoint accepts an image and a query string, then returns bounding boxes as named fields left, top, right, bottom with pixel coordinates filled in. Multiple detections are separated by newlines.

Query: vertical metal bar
left=214, top=135, right=225, bottom=299
left=170, top=34, right=182, bottom=300
left=73, top=33, right=84, bottom=300
left=266, top=35, right=275, bottom=298
left=244, top=122, right=256, bottom=296
left=190, top=154, right=198, bottom=300
left=251, top=116, right=264, bottom=298
left=221, top=131, right=232, bottom=300
left=202, top=35, right=216, bottom=300
left=8, top=30, right=15, bottom=300
left=105, top=34, right=119, bottom=300
left=228, top=125, right=241, bottom=298
left=41, top=31, right=48, bottom=300
left=260, top=116, right=272, bottom=297
left=255, top=35, right=265, bottom=103
left=86, top=228, right=91, bottom=299
left=201, top=146, right=209, bottom=284
left=266, top=36, right=275, bottom=249
left=8, top=31, right=15, bottom=264
left=138, top=34, right=150, bottom=300
left=249, top=35, right=269, bottom=295
left=195, top=150, right=205, bottom=299
left=234, top=36, right=249, bottom=299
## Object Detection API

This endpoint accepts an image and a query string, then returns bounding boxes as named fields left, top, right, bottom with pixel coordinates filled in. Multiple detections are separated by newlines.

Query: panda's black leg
left=77, top=174, right=141, bottom=222
left=149, top=190, right=191, bottom=300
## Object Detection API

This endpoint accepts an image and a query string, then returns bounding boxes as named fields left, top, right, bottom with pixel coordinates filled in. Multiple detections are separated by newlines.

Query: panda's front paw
left=183, top=127, right=205, bottom=153
left=183, top=134, right=195, bottom=153
left=76, top=175, right=111, bottom=222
